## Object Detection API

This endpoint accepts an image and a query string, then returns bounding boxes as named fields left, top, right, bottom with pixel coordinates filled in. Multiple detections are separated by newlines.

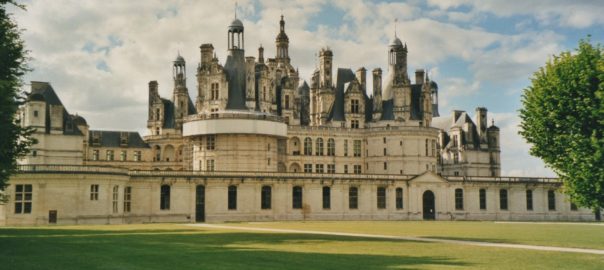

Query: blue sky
left=10, top=0, right=604, bottom=176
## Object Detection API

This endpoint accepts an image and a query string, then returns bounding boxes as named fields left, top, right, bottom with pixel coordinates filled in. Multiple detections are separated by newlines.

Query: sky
left=8, top=0, right=604, bottom=177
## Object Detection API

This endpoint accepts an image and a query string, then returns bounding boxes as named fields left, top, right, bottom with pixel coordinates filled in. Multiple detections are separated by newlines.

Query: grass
left=0, top=222, right=601, bottom=269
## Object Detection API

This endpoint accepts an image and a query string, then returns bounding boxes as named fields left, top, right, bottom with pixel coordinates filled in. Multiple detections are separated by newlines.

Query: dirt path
left=190, top=223, right=604, bottom=255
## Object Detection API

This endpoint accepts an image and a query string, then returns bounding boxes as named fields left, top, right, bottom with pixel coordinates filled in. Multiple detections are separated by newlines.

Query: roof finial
left=491, top=118, right=495, bottom=126
left=394, top=18, right=398, bottom=38
left=234, top=2, right=238, bottom=19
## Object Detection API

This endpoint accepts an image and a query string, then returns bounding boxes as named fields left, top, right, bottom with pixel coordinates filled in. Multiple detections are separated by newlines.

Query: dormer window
left=120, top=132, right=128, bottom=146
left=92, top=132, right=101, bottom=146
left=351, top=99, right=359, bottom=114
left=33, top=110, right=38, bottom=117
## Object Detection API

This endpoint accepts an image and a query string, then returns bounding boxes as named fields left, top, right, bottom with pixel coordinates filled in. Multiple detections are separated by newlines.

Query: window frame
left=377, top=187, right=387, bottom=209
left=14, top=184, right=32, bottom=214
left=349, top=186, right=358, bottom=209
left=292, top=186, right=303, bottom=209
left=261, top=186, right=272, bottom=210
left=228, top=185, right=237, bottom=210
left=395, top=187, right=403, bottom=209
left=160, top=185, right=171, bottom=210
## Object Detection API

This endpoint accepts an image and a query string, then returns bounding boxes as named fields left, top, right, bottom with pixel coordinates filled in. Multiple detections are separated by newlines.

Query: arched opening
left=422, top=190, right=435, bottom=220
left=289, top=163, right=301, bottom=173
left=163, top=145, right=175, bottom=162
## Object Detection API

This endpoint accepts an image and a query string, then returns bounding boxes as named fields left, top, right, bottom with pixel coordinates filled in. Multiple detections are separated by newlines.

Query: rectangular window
left=106, top=150, right=114, bottom=161
left=315, top=164, right=324, bottom=173
left=432, top=140, right=436, bottom=157
left=453, top=152, right=459, bottom=164
left=292, top=186, right=303, bottom=209
left=377, top=187, right=386, bottom=209
left=206, top=159, right=215, bottom=171
left=384, top=148, right=387, bottom=156
left=349, top=187, right=358, bottom=209
left=479, top=189, right=486, bottom=210
left=351, top=99, right=359, bottom=113
left=353, top=165, right=362, bottom=174
left=160, top=185, right=170, bottom=210
left=120, top=150, right=127, bottom=161
left=33, top=110, right=38, bottom=117
left=92, top=150, right=99, bottom=161
left=134, top=151, right=141, bottom=161
left=327, top=164, right=335, bottom=174
left=425, top=139, right=429, bottom=156
left=455, top=188, right=464, bottom=210
left=344, top=140, right=348, bottom=156
left=396, top=188, right=403, bottom=209
left=322, top=186, right=331, bottom=209
left=123, top=187, right=131, bottom=213
left=526, top=190, right=533, bottom=210
left=384, top=162, right=387, bottom=170
left=112, top=185, right=119, bottom=213
left=499, top=189, right=508, bottom=210
left=228, top=185, right=237, bottom=210
left=353, top=140, right=361, bottom=157
left=14, top=184, right=32, bottom=214
left=304, top=164, right=312, bottom=173
left=206, top=135, right=216, bottom=150
left=261, top=186, right=271, bottom=210
left=548, top=190, right=556, bottom=211
left=344, top=165, right=348, bottom=174
left=351, top=120, right=359, bottom=129
left=90, top=184, right=99, bottom=201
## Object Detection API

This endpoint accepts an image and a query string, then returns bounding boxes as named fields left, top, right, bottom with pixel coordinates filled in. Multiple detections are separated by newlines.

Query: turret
left=173, top=54, right=189, bottom=130
left=225, top=16, right=248, bottom=110
left=258, top=45, right=264, bottom=64
left=275, top=15, right=290, bottom=63
left=388, top=35, right=408, bottom=85
left=319, top=48, right=333, bottom=88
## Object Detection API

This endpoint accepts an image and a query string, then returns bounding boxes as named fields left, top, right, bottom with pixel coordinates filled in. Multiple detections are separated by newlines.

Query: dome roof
left=174, top=54, right=185, bottom=63
left=28, top=93, right=45, bottom=102
left=389, top=36, right=403, bottom=47
left=73, top=115, right=87, bottom=126
left=276, top=31, right=289, bottom=41
left=229, top=19, right=244, bottom=31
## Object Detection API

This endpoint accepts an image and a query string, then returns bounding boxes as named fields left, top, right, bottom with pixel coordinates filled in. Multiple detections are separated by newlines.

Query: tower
left=224, top=15, right=248, bottom=110
left=275, top=15, right=290, bottom=64
left=319, top=48, right=333, bottom=88
left=173, top=54, right=189, bottom=131
left=388, top=35, right=408, bottom=85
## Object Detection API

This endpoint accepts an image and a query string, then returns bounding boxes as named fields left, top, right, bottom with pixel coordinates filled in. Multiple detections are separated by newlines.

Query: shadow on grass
left=0, top=228, right=470, bottom=270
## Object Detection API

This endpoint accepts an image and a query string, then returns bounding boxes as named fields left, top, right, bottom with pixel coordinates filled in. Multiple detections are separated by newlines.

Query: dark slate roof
left=88, top=130, right=150, bottom=148
left=161, top=98, right=175, bottom=129
left=29, top=81, right=84, bottom=136
left=297, top=81, right=309, bottom=96
left=187, top=95, right=197, bottom=115
left=410, top=84, right=422, bottom=120
left=328, top=68, right=355, bottom=122
left=381, top=99, right=395, bottom=120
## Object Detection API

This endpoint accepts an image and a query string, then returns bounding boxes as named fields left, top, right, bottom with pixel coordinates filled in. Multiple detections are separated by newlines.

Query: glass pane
left=15, top=203, right=22, bottom=214
left=16, top=185, right=23, bottom=192
left=25, top=193, right=32, bottom=201
left=25, top=185, right=32, bottom=192
left=24, top=202, right=32, bottom=213
left=15, top=194, right=22, bottom=201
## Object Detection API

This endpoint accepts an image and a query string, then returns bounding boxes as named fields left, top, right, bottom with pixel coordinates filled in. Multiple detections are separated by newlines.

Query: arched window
left=155, top=108, right=160, bottom=120
left=292, top=186, right=303, bottom=209
left=261, top=186, right=271, bottom=209
left=316, top=138, right=324, bottom=156
left=377, top=187, right=386, bottom=209
left=304, top=137, right=312, bottom=155
left=396, top=188, right=403, bottom=209
left=228, top=185, right=237, bottom=210
left=349, top=187, right=358, bottom=209
left=455, top=188, right=464, bottom=210
left=154, top=145, right=161, bottom=162
left=327, top=138, right=335, bottom=156
left=160, top=185, right=170, bottom=210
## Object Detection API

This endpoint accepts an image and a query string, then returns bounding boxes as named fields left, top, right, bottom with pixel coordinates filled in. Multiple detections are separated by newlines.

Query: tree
left=519, top=37, right=604, bottom=211
left=0, top=0, right=35, bottom=197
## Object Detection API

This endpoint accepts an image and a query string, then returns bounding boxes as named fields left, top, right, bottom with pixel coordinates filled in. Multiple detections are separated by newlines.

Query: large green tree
left=519, top=38, right=604, bottom=210
left=0, top=0, right=35, bottom=196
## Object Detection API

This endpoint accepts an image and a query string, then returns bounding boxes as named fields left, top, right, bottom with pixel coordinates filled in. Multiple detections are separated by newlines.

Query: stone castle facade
left=1, top=16, right=595, bottom=226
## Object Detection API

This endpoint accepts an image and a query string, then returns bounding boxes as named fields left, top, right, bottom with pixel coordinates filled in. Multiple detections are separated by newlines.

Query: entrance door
left=49, top=210, right=57, bottom=224
left=195, top=185, right=205, bottom=222
left=422, top=190, right=436, bottom=220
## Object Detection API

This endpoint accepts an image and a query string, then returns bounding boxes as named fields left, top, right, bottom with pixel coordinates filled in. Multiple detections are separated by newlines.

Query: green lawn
left=229, top=221, right=604, bottom=249
left=0, top=223, right=602, bottom=270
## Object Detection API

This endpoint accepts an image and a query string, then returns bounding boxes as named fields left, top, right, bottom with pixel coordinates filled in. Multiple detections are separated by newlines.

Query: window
left=570, top=202, right=578, bottom=211
left=284, top=95, right=290, bottom=109
left=453, top=152, right=459, bottom=164
left=351, top=120, right=359, bottom=129
left=261, top=186, right=271, bottom=209
left=155, top=127, right=160, bottom=135
left=228, top=185, right=237, bottom=210
left=106, top=150, right=114, bottom=161
left=499, top=189, right=508, bottom=210
left=14, top=184, right=32, bottom=214
left=353, top=165, right=362, bottom=174
left=327, top=164, right=335, bottom=174
left=455, top=188, right=464, bottom=210
left=155, top=108, right=161, bottom=120
left=90, top=185, right=99, bottom=200
left=425, top=139, right=429, bottom=156
left=33, top=110, right=38, bottom=117
left=344, top=140, right=348, bottom=156
left=160, top=185, right=170, bottom=210
left=349, top=187, right=358, bottom=209
left=316, top=138, right=324, bottom=156
left=479, top=189, right=486, bottom=210
left=123, top=187, right=132, bottom=213
left=206, top=135, right=216, bottom=150
left=377, top=187, right=386, bottom=209
left=353, top=140, right=361, bottom=157
left=526, top=190, right=533, bottom=210
left=315, top=164, right=324, bottom=173
left=454, top=171, right=460, bottom=176
left=351, top=99, right=359, bottom=113
left=384, top=162, right=388, bottom=170
left=304, top=137, right=312, bottom=155
left=432, top=140, right=436, bottom=157
left=327, top=138, right=335, bottom=156
left=211, top=83, right=220, bottom=100
left=112, top=185, right=119, bottom=213
left=383, top=137, right=386, bottom=144
left=322, top=186, right=331, bottom=209
left=453, top=135, right=458, bottom=147
left=548, top=190, right=556, bottom=211
left=120, top=150, right=127, bottom=161
left=384, top=148, right=387, bottom=156
left=32, top=150, right=37, bottom=157
left=396, top=188, right=403, bottom=209
left=92, top=150, right=99, bottom=161
left=303, top=164, right=312, bottom=173
left=292, top=186, right=303, bottom=209
left=206, top=159, right=215, bottom=171
left=344, top=165, right=348, bottom=174
left=134, top=151, right=141, bottom=162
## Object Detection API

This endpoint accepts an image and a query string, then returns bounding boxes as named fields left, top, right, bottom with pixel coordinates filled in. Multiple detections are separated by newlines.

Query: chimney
left=415, top=69, right=425, bottom=84
left=476, top=107, right=488, bottom=136
left=258, top=46, right=264, bottom=64
left=200, top=43, right=214, bottom=64
left=372, top=68, right=382, bottom=96
left=356, top=67, right=366, bottom=91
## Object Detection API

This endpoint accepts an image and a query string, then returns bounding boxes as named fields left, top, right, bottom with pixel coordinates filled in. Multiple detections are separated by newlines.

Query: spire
left=280, top=14, right=285, bottom=32
left=234, top=2, right=238, bottom=19
left=394, top=18, right=398, bottom=38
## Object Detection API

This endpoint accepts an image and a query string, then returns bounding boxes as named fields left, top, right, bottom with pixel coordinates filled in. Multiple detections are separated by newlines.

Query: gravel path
left=190, top=223, right=604, bottom=255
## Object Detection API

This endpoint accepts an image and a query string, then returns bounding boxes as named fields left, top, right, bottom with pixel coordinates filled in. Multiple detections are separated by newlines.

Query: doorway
left=423, top=190, right=435, bottom=220
left=195, top=185, right=205, bottom=222
left=49, top=210, right=57, bottom=224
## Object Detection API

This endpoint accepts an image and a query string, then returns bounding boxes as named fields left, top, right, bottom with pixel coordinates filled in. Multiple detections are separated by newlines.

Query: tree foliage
left=519, top=37, right=604, bottom=209
left=0, top=0, right=35, bottom=194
